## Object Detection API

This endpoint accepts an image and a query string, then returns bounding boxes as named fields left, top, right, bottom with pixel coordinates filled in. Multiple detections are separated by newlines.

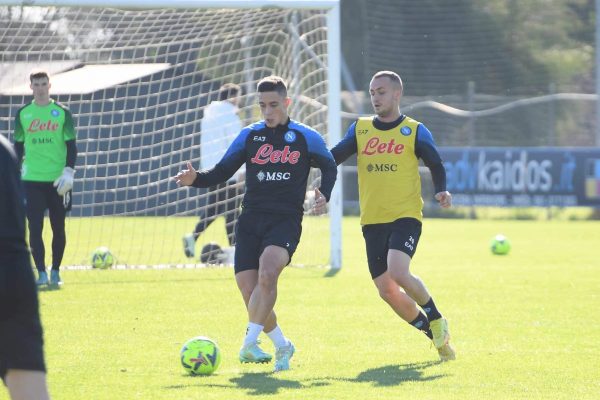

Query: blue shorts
left=234, top=211, right=303, bottom=274
left=0, top=254, right=46, bottom=380
left=361, top=217, right=422, bottom=279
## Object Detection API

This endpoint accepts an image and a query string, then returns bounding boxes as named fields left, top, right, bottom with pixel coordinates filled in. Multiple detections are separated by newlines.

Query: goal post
left=0, top=0, right=342, bottom=269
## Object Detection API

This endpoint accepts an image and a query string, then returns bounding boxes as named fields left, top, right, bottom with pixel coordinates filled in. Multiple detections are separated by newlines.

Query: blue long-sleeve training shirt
left=192, top=118, right=337, bottom=215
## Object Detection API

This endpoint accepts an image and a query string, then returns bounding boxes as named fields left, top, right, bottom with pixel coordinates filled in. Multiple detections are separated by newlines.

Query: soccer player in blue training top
left=13, top=70, right=78, bottom=287
left=174, top=76, right=337, bottom=371
left=328, top=70, right=455, bottom=361
left=0, top=134, right=51, bottom=400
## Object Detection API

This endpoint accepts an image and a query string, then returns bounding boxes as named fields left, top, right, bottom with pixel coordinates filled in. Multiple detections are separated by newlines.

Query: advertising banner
left=440, top=147, right=600, bottom=207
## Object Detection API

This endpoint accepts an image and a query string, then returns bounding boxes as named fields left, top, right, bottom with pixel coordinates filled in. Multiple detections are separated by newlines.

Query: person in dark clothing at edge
left=0, top=134, right=51, bottom=399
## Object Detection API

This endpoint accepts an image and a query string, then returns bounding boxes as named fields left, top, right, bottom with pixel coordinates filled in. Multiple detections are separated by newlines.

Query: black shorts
left=0, top=254, right=46, bottom=379
left=24, top=181, right=72, bottom=213
left=361, top=217, right=422, bottom=280
left=234, top=211, right=303, bottom=274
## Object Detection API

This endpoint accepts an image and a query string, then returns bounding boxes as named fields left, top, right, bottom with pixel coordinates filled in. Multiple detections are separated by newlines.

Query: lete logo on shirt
left=251, top=144, right=300, bottom=165
left=27, top=119, right=59, bottom=133
left=361, top=137, right=405, bottom=155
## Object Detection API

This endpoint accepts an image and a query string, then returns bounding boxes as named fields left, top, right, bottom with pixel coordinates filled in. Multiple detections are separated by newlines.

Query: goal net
left=0, top=1, right=341, bottom=269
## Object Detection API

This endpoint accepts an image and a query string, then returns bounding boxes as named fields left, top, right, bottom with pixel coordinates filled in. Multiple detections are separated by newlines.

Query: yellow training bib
left=355, top=116, right=424, bottom=224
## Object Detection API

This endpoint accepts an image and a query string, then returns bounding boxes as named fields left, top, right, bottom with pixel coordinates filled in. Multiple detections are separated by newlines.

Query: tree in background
left=341, top=0, right=594, bottom=96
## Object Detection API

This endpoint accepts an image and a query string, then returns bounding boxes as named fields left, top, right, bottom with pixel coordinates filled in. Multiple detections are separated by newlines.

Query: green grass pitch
left=37, top=217, right=600, bottom=399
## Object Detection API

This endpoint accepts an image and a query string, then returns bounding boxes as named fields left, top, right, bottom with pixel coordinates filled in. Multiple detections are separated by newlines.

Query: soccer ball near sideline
left=490, top=234, right=511, bottom=255
left=91, top=246, right=115, bottom=269
left=180, top=336, right=221, bottom=376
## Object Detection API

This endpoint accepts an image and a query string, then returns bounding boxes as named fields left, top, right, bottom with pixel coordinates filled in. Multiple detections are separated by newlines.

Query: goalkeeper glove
left=53, top=167, right=75, bottom=196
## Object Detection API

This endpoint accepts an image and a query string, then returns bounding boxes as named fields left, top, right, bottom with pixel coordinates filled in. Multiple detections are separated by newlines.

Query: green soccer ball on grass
left=180, top=336, right=221, bottom=376
left=91, top=246, right=115, bottom=269
left=490, top=234, right=511, bottom=255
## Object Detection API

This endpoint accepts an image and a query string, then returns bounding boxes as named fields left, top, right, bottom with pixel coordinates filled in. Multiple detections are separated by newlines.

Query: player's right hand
left=311, top=188, right=328, bottom=215
left=173, top=162, right=197, bottom=186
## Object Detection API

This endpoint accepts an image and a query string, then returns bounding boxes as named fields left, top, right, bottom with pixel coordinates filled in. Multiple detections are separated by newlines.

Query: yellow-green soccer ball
left=180, top=336, right=221, bottom=376
left=490, top=234, right=511, bottom=255
left=91, top=246, right=115, bottom=269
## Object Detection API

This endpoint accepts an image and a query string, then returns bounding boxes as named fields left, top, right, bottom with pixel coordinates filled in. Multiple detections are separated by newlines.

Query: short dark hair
left=372, top=71, right=403, bottom=93
left=30, top=70, right=49, bottom=82
left=218, top=83, right=241, bottom=101
left=257, top=76, right=288, bottom=97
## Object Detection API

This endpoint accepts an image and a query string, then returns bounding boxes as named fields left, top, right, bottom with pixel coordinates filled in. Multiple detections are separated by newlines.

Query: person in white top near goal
left=183, top=83, right=245, bottom=259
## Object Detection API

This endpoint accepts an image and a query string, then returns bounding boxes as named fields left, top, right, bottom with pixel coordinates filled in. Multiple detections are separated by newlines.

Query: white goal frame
left=1, top=0, right=343, bottom=269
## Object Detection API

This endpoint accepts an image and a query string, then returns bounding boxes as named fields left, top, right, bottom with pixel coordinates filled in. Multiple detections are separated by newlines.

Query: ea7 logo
left=253, top=136, right=266, bottom=142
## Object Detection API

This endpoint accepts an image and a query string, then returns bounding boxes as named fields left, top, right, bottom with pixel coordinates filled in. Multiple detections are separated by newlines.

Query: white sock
left=266, top=325, right=289, bottom=349
left=243, top=322, right=264, bottom=346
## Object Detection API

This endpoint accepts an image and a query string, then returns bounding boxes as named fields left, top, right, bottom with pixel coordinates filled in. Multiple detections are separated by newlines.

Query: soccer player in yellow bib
left=329, top=71, right=455, bottom=361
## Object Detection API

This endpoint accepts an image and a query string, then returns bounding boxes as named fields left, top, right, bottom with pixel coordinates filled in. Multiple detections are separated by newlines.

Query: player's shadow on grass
left=323, top=268, right=341, bottom=278
left=229, top=372, right=308, bottom=395
left=166, top=362, right=441, bottom=394
left=351, top=361, right=445, bottom=386
left=37, top=284, right=61, bottom=292
left=166, top=371, right=328, bottom=395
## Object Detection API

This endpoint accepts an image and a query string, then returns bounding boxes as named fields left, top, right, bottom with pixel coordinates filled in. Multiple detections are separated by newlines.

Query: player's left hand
left=435, top=191, right=452, bottom=208
left=312, top=188, right=328, bottom=215
left=53, top=167, right=75, bottom=196
left=174, top=162, right=197, bottom=186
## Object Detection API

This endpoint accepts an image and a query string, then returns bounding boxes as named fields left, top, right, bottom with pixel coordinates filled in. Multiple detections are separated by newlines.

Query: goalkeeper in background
left=183, top=83, right=244, bottom=258
left=13, top=70, right=77, bottom=287
left=0, top=134, right=51, bottom=400
left=327, top=70, right=456, bottom=361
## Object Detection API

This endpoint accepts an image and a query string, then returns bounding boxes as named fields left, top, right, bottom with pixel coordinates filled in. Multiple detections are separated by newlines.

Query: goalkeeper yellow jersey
left=355, top=116, right=423, bottom=224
